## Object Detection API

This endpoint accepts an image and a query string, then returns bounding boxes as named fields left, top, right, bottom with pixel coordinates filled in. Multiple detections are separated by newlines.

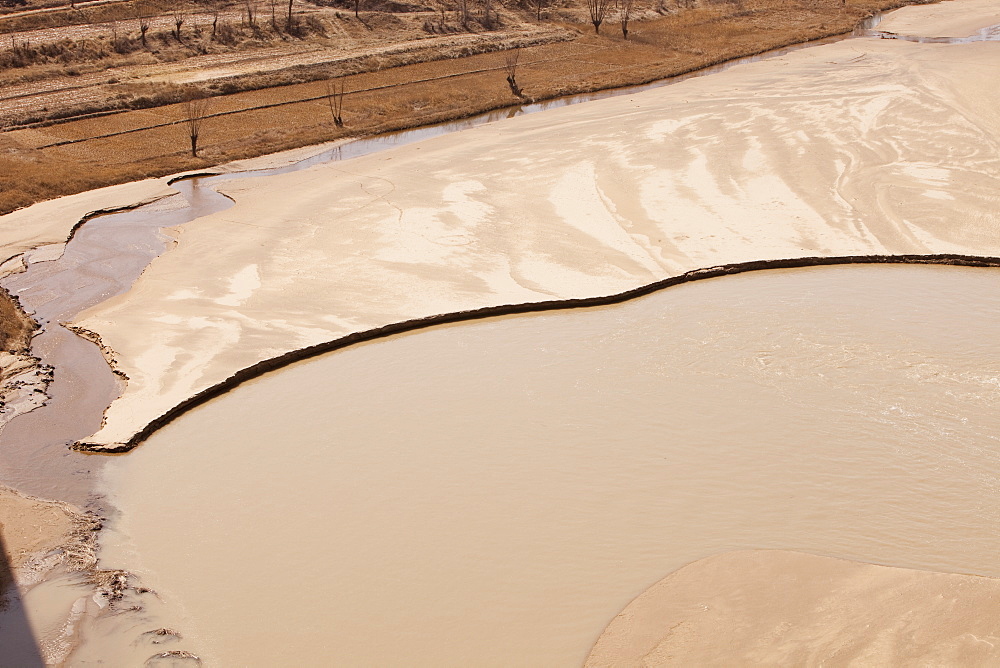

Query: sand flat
left=587, top=550, right=1000, bottom=666
left=70, top=3, right=1000, bottom=449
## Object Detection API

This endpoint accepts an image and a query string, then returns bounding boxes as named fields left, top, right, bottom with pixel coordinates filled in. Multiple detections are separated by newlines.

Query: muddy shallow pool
left=97, top=263, right=1000, bottom=666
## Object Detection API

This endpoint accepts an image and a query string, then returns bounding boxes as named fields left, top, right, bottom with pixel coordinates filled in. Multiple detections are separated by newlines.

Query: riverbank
left=1, top=0, right=925, bottom=215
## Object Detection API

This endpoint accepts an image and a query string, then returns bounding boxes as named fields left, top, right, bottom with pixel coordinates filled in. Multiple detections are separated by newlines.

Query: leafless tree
left=618, top=0, right=634, bottom=39
left=353, top=0, right=361, bottom=18
left=325, top=77, right=345, bottom=127
left=172, top=7, right=186, bottom=40
left=481, top=0, right=492, bottom=28
left=209, top=0, right=221, bottom=38
left=134, top=0, right=150, bottom=46
left=529, top=0, right=545, bottom=20
left=458, top=0, right=469, bottom=25
left=269, top=0, right=279, bottom=27
left=243, top=0, right=258, bottom=27
left=503, top=48, right=524, bottom=97
left=184, top=92, right=211, bottom=157
left=586, top=0, right=613, bottom=33
left=286, top=0, right=293, bottom=28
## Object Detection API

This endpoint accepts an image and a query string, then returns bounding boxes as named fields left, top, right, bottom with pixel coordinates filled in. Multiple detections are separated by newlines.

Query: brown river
left=96, top=263, right=1000, bottom=666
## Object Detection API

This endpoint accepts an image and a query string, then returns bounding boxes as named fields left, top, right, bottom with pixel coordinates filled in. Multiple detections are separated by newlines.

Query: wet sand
left=877, top=0, right=1000, bottom=37
left=0, top=179, right=176, bottom=277
left=587, top=550, right=1000, bottom=666
left=0, top=485, right=100, bottom=665
left=70, top=3, right=1000, bottom=450
left=0, top=141, right=347, bottom=279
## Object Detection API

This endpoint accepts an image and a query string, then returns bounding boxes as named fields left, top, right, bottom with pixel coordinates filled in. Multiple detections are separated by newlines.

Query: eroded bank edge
left=74, top=252, right=1000, bottom=454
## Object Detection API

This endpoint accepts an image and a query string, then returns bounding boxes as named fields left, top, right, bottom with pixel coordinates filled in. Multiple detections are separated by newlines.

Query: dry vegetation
left=0, top=0, right=927, bottom=214
left=0, top=286, right=34, bottom=352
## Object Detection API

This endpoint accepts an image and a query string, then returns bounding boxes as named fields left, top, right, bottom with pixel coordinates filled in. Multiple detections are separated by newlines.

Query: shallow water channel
left=98, top=264, right=1000, bottom=666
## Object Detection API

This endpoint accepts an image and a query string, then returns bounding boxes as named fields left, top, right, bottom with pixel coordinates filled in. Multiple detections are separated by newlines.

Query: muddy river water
left=97, top=264, right=1000, bottom=666
left=1, top=3, right=998, bottom=663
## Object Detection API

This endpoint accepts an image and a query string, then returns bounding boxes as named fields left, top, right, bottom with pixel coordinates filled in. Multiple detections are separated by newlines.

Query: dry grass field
left=0, top=0, right=926, bottom=214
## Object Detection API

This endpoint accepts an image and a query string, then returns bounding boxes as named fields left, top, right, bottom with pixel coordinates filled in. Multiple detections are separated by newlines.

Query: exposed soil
left=0, top=484, right=97, bottom=592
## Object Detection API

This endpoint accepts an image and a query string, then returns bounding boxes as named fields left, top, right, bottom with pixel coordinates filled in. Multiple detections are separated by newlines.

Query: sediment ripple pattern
left=73, top=35, right=1000, bottom=449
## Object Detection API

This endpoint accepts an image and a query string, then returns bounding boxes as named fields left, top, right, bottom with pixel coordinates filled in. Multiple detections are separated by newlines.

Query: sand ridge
left=587, top=550, right=1000, bottom=666
left=66, top=4, right=1000, bottom=450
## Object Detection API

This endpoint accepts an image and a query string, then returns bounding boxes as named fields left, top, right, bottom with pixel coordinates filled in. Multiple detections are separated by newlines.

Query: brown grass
left=0, top=0, right=925, bottom=216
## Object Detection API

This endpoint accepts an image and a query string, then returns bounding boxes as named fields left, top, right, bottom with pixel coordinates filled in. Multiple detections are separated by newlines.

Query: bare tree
left=618, top=0, right=634, bottom=39
left=481, top=0, right=492, bottom=28
left=172, top=7, right=186, bottom=40
left=353, top=0, right=360, bottom=19
left=529, top=0, right=545, bottom=20
left=184, top=93, right=211, bottom=157
left=134, top=0, right=150, bottom=46
left=325, top=77, right=345, bottom=127
left=586, top=0, right=613, bottom=33
left=503, top=48, right=524, bottom=97
left=269, top=0, right=278, bottom=28
left=286, top=0, right=293, bottom=28
left=209, top=0, right=221, bottom=38
left=458, top=0, right=469, bottom=25
left=243, top=0, right=257, bottom=27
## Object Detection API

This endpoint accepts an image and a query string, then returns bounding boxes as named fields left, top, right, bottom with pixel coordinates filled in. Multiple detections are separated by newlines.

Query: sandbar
left=69, top=3, right=1000, bottom=449
left=587, top=550, right=1000, bottom=666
